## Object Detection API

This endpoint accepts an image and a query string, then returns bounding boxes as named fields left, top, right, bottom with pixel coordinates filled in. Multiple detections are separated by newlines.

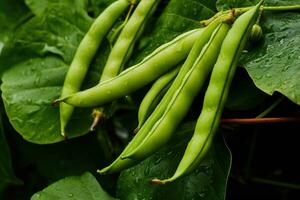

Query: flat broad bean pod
left=137, top=65, right=180, bottom=129
left=122, top=22, right=230, bottom=161
left=153, top=0, right=263, bottom=185
left=97, top=20, right=222, bottom=174
left=59, top=0, right=132, bottom=137
left=58, top=28, right=204, bottom=107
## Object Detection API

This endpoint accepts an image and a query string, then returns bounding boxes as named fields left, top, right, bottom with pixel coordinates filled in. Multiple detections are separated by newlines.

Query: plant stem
left=221, top=117, right=300, bottom=124
left=251, top=177, right=300, bottom=190
left=237, top=5, right=300, bottom=14
left=263, top=5, right=300, bottom=11
left=256, top=97, right=283, bottom=118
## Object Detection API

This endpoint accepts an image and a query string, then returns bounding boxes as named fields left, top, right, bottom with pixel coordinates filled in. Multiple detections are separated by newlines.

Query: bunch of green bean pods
left=58, top=28, right=203, bottom=107
left=53, top=0, right=270, bottom=185
left=153, top=1, right=263, bottom=184
left=59, top=0, right=132, bottom=137
left=98, top=19, right=225, bottom=174
left=137, top=65, right=181, bottom=129
left=91, top=0, right=161, bottom=129
left=122, top=22, right=230, bottom=160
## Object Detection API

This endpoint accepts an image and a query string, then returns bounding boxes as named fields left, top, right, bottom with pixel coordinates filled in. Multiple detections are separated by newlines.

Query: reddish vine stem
left=221, top=117, right=300, bottom=124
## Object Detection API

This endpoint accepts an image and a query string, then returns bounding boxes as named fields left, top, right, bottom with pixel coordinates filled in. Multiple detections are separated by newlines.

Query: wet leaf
left=242, top=12, right=300, bottom=105
left=31, top=172, right=117, bottom=200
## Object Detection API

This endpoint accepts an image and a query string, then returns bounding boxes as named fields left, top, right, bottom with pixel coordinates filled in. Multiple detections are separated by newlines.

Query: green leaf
left=3, top=125, right=117, bottom=199
left=25, top=0, right=89, bottom=15
left=0, top=113, right=21, bottom=193
left=242, top=12, right=300, bottom=105
left=216, top=0, right=259, bottom=11
left=0, top=5, right=96, bottom=144
left=0, top=0, right=30, bottom=52
left=117, top=122, right=232, bottom=200
left=131, top=0, right=215, bottom=65
left=31, top=172, right=117, bottom=200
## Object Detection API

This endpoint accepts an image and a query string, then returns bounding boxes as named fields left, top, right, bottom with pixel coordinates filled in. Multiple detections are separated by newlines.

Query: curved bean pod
left=91, top=0, right=161, bottom=130
left=154, top=1, right=263, bottom=184
left=97, top=20, right=221, bottom=174
left=59, top=0, right=131, bottom=137
left=137, top=65, right=180, bottom=129
left=60, top=28, right=203, bottom=107
left=123, top=22, right=230, bottom=160
left=101, top=0, right=161, bottom=81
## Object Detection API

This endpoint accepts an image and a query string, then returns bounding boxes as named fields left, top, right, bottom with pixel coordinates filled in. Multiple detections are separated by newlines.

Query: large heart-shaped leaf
left=0, top=4, right=98, bottom=144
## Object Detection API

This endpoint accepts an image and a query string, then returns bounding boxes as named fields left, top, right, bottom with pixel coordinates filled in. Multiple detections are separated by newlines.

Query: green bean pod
left=97, top=20, right=222, bottom=175
left=59, top=0, right=131, bottom=137
left=101, top=0, right=161, bottom=81
left=154, top=1, right=263, bottom=184
left=91, top=0, right=161, bottom=130
left=137, top=65, right=180, bottom=129
left=122, top=22, right=230, bottom=160
left=60, top=28, right=204, bottom=107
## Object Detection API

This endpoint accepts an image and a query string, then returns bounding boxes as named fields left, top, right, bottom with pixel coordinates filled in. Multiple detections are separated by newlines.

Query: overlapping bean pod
left=137, top=65, right=180, bottom=129
left=59, top=28, right=203, bottom=107
left=101, top=0, right=161, bottom=81
left=98, top=20, right=223, bottom=174
left=91, top=0, right=161, bottom=130
left=153, top=1, right=263, bottom=184
left=122, top=21, right=230, bottom=160
left=59, top=0, right=132, bottom=137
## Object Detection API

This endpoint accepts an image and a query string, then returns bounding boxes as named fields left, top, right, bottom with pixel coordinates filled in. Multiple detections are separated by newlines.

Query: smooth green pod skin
left=123, top=22, right=230, bottom=160
left=59, top=0, right=131, bottom=137
left=98, top=20, right=220, bottom=174
left=156, top=1, right=263, bottom=184
left=101, top=0, right=161, bottom=81
left=124, top=20, right=220, bottom=146
left=137, top=65, right=180, bottom=129
left=91, top=0, right=161, bottom=129
left=62, top=29, right=203, bottom=107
